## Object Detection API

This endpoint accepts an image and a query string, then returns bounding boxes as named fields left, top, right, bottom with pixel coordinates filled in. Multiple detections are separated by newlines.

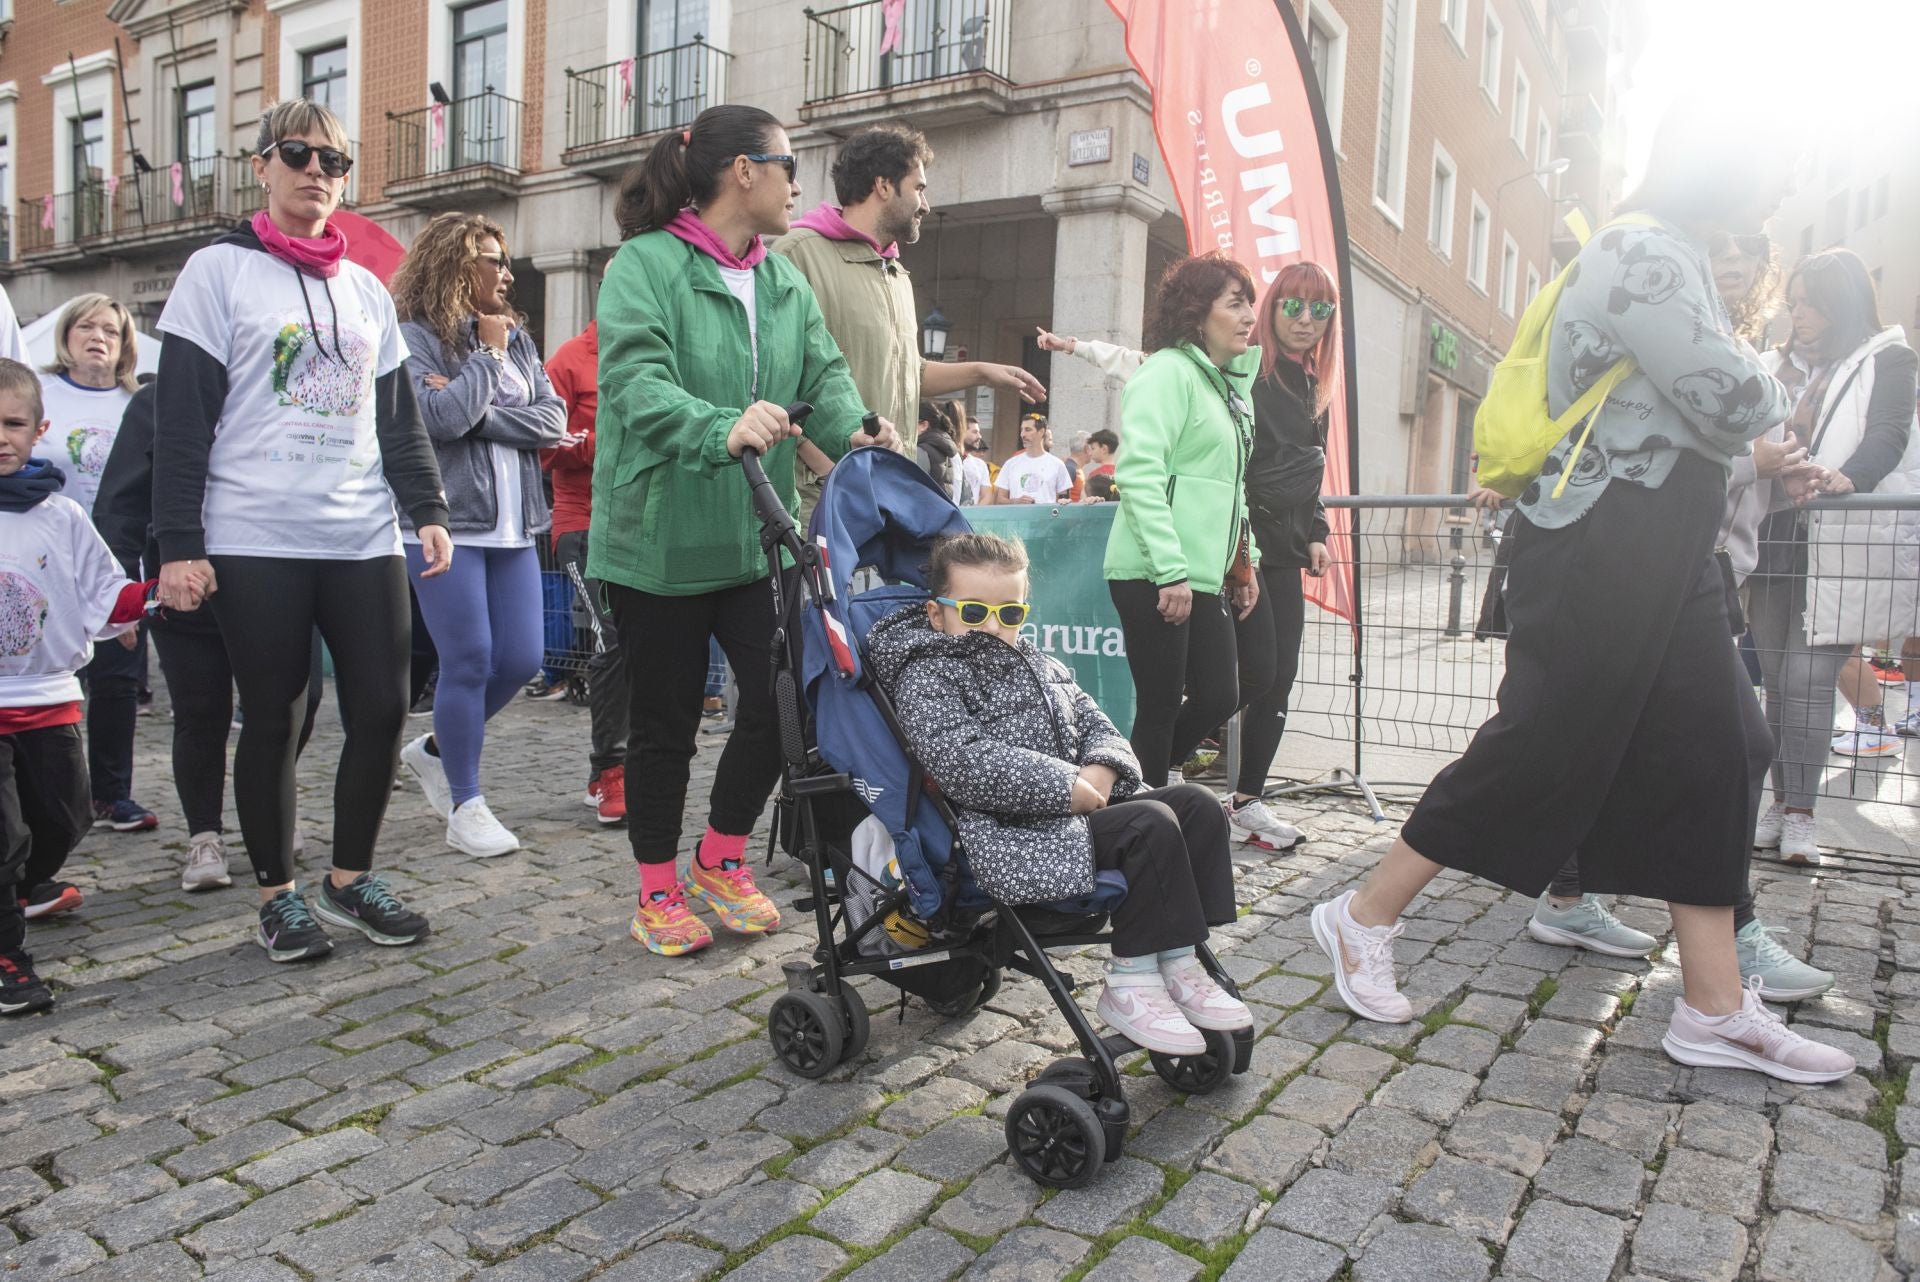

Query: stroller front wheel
left=769, top=990, right=845, bottom=1079
left=1148, top=1027, right=1239, bottom=1095
left=1006, top=1083, right=1106, bottom=1188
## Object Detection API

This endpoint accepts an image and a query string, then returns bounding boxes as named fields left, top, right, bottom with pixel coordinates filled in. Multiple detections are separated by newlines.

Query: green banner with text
left=967, top=503, right=1135, bottom=736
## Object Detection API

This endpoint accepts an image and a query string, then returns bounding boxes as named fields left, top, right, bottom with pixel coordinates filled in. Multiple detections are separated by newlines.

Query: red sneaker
left=595, top=765, right=626, bottom=825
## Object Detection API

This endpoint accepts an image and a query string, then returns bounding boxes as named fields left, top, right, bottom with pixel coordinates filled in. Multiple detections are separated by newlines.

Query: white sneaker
left=1096, top=973, right=1206, bottom=1055
left=1161, top=956, right=1254, bottom=1030
left=1224, top=796, right=1303, bottom=851
left=1778, top=811, right=1820, bottom=866
left=1662, top=976, right=1854, bottom=1084
left=446, top=797, right=520, bottom=859
left=1832, top=713, right=1900, bottom=758
left=1752, top=801, right=1785, bottom=848
left=1311, top=890, right=1413, bottom=1023
left=181, top=831, right=232, bottom=892
left=401, top=735, right=454, bottom=819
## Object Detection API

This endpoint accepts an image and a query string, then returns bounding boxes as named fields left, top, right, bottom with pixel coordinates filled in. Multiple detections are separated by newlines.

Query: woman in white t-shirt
left=153, top=98, right=452, bottom=965
left=389, top=213, right=566, bottom=859
left=39, top=294, right=148, bottom=831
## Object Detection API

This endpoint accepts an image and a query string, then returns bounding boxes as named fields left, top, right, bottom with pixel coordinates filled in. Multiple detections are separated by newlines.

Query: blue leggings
left=405, top=543, right=544, bottom=806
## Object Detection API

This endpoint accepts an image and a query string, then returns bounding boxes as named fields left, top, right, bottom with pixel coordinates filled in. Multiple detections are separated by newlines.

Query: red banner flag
left=1104, top=0, right=1358, bottom=624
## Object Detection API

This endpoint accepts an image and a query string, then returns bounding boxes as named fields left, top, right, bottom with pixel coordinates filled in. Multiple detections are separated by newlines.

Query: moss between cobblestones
left=1615, top=986, right=1638, bottom=1018
left=1526, top=976, right=1558, bottom=1017
left=537, top=1046, right=618, bottom=1090
left=1864, top=1055, right=1910, bottom=1166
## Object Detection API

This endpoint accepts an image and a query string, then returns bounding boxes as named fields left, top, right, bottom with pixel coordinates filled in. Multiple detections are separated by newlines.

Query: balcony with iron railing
left=14, top=152, right=354, bottom=262
left=564, top=38, right=732, bottom=176
left=801, top=0, right=1013, bottom=127
left=386, top=91, right=524, bottom=208
left=1559, top=93, right=1605, bottom=157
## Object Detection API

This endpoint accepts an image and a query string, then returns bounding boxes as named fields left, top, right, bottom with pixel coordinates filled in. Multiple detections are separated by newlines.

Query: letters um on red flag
left=1105, top=0, right=1360, bottom=625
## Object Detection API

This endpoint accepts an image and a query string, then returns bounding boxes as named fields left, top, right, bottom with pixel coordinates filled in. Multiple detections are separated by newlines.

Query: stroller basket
left=741, top=426, right=1252, bottom=1187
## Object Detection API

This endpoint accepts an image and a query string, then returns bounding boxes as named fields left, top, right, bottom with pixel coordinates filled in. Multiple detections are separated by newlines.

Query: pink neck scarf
left=252, top=210, right=347, bottom=279
left=664, top=209, right=766, bottom=271
left=791, top=203, right=899, bottom=259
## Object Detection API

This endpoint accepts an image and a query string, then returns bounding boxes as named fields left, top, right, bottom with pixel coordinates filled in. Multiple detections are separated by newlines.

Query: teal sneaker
left=1735, top=919, right=1835, bottom=1001
left=1527, top=894, right=1658, bottom=957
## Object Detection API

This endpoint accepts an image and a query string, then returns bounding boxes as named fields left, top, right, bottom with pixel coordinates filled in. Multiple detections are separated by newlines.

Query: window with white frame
left=1467, top=193, right=1489, bottom=291
left=1429, top=142, right=1456, bottom=258
left=1510, top=68, right=1529, bottom=150
left=272, top=0, right=361, bottom=147
left=1479, top=11, right=1502, bottom=106
left=44, top=52, right=114, bottom=203
left=1499, top=233, right=1519, bottom=316
left=1440, top=0, right=1466, bottom=49
left=1372, top=0, right=1418, bottom=222
left=1535, top=113, right=1551, bottom=187
left=1304, top=0, right=1347, bottom=150
left=1525, top=262, right=1542, bottom=306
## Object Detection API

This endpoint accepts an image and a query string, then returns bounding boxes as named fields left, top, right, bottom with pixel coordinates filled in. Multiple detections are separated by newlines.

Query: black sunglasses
left=744, top=152, right=796, bottom=181
left=476, top=253, right=511, bottom=271
left=264, top=139, right=354, bottom=178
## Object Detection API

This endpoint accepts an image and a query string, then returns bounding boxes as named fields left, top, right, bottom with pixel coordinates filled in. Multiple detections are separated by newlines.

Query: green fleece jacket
left=588, top=230, right=868, bottom=595
left=1104, top=343, right=1261, bottom=594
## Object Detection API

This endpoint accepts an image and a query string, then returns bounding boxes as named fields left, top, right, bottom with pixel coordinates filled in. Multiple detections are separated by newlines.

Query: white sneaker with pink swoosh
left=1311, top=890, right=1413, bottom=1023
left=1662, top=975, right=1854, bottom=1084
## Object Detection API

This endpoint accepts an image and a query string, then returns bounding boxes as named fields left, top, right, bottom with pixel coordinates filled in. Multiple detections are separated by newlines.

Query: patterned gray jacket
left=1522, top=215, right=1790, bottom=529
left=866, top=605, right=1142, bottom=905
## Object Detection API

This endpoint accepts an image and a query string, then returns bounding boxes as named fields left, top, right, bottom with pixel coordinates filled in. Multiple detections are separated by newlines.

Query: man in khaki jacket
left=772, top=124, right=1043, bottom=514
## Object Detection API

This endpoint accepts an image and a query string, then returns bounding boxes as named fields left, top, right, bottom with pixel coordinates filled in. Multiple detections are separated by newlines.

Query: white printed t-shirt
left=0, top=493, right=137, bottom=708
left=40, top=375, right=134, bottom=520
left=995, top=450, right=1073, bottom=502
left=158, top=245, right=409, bottom=559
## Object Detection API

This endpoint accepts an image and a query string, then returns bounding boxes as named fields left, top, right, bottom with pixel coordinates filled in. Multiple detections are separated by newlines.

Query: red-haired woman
left=1104, top=252, right=1261, bottom=788
left=1221, top=263, right=1338, bottom=852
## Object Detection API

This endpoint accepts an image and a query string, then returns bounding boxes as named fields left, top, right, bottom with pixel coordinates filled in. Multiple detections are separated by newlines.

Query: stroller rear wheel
left=1148, top=1027, right=1239, bottom=1095
left=839, top=988, right=870, bottom=1062
left=1006, top=1084, right=1106, bottom=1189
left=769, top=990, right=845, bottom=1079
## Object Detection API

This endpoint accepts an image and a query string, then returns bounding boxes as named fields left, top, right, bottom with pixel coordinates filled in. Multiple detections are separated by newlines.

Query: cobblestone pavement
left=4, top=695, right=1916, bottom=1281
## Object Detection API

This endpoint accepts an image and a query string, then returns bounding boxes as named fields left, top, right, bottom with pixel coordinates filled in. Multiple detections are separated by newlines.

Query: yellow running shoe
left=686, top=857, right=781, bottom=935
left=630, top=886, right=714, bottom=956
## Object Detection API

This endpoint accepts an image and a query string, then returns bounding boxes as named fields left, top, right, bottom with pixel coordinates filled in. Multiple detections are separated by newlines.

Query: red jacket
left=542, top=322, right=598, bottom=544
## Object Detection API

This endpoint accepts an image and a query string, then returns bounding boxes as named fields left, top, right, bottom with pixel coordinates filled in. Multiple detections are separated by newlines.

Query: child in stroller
left=866, top=531, right=1252, bottom=1056
left=742, top=433, right=1256, bottom=1188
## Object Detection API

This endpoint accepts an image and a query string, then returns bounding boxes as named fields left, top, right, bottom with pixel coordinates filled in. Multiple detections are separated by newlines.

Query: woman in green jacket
left=1105, top=252, right=1262, bottom=787
left=590, top=104, right=891, bottom=957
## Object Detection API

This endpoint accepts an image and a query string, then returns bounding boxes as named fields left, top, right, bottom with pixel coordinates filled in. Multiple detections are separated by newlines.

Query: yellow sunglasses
left=935, top=597, right=1031, bottom=628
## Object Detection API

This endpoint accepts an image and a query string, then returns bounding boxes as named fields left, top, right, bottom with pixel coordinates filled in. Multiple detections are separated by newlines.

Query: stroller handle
left=739, top=401, right=814, bottom=528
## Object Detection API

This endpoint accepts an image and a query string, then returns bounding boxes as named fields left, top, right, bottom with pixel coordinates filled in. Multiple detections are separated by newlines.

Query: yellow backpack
left=1472, top=211, right=1658, bottom=499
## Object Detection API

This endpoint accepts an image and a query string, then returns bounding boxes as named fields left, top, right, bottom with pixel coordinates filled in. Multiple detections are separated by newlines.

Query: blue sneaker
left=1735, top=919, right=1835, bottom=1002
left=92, top=799, right=157, bottom=832
left=313, top=874, right=430, bottom=946
left=1528, top=894, right=1657, bottom=957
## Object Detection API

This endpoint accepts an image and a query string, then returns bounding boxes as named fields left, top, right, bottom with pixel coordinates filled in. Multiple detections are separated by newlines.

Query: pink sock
left=697, top=827, right=749, bottom=871
left=638, top=861, right=680, bottom=903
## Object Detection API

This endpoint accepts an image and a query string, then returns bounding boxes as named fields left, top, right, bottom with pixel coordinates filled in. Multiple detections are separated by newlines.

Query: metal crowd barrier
left=1276, top=493, right=1920, bottom=825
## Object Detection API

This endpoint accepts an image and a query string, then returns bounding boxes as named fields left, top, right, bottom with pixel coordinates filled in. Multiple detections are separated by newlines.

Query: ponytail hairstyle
left=926, top=532, right=1029, bottom=598
left=1257, top=261, right=1340, bottom=415
left=614, top=104, right=784, bottom=239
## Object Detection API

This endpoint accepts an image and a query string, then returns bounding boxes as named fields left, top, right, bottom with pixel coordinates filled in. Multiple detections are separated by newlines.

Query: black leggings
left=1089, top=783, right=1238, bottom=957
left=209, top=555, right=410, bottom=887
left=1109, top=579, right=1240, bottom=788
left=607, top=574, right=782, bottom=865
left=80, top=626, right=146, bottom=805
left=1229, top=564, right=1307, bottom=797
left=151, top=623, right=323, bottom=836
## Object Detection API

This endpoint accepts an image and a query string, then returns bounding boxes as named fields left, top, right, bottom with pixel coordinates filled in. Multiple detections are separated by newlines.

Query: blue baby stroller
left=740, top=416, right=1253, bottom=1189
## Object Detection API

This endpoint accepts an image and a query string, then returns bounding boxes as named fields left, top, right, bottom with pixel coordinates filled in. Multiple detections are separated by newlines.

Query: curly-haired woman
left=152, top=99, right=450, bottom=962
left=1104, top=252, right=1262, bottom=788
left=390, top=213, right=566, bottom=859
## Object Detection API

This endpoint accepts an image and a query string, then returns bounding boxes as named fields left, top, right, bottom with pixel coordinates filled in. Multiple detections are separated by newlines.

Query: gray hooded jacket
left=866, top=605, right=1142, bottom=905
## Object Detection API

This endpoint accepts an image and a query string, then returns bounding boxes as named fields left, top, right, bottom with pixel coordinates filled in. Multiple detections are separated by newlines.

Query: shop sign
left=1429, top=321, right=1460, bottom=373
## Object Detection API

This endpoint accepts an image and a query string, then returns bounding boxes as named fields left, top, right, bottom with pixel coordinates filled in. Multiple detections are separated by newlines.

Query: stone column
left=1041, top=183, right=1166, bottom=443
left=535, top=250, right=594, bottom=349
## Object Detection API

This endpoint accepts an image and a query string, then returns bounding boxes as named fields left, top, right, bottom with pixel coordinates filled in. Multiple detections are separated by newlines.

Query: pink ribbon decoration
left=104, top=174, right=120, bottom=199
left=430, top=102, right=446, bottom=150
left=169, top=162, right=185, bottom=207
left=879, top=0, right=906, bottom=55
left=617, top=56, right=634, bottom=107
left=40, top=195, right=53, bottom=230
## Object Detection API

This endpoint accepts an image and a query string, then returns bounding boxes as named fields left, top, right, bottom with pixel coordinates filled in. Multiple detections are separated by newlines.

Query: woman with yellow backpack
left=1304, top=99, right=1855, bottom=1085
